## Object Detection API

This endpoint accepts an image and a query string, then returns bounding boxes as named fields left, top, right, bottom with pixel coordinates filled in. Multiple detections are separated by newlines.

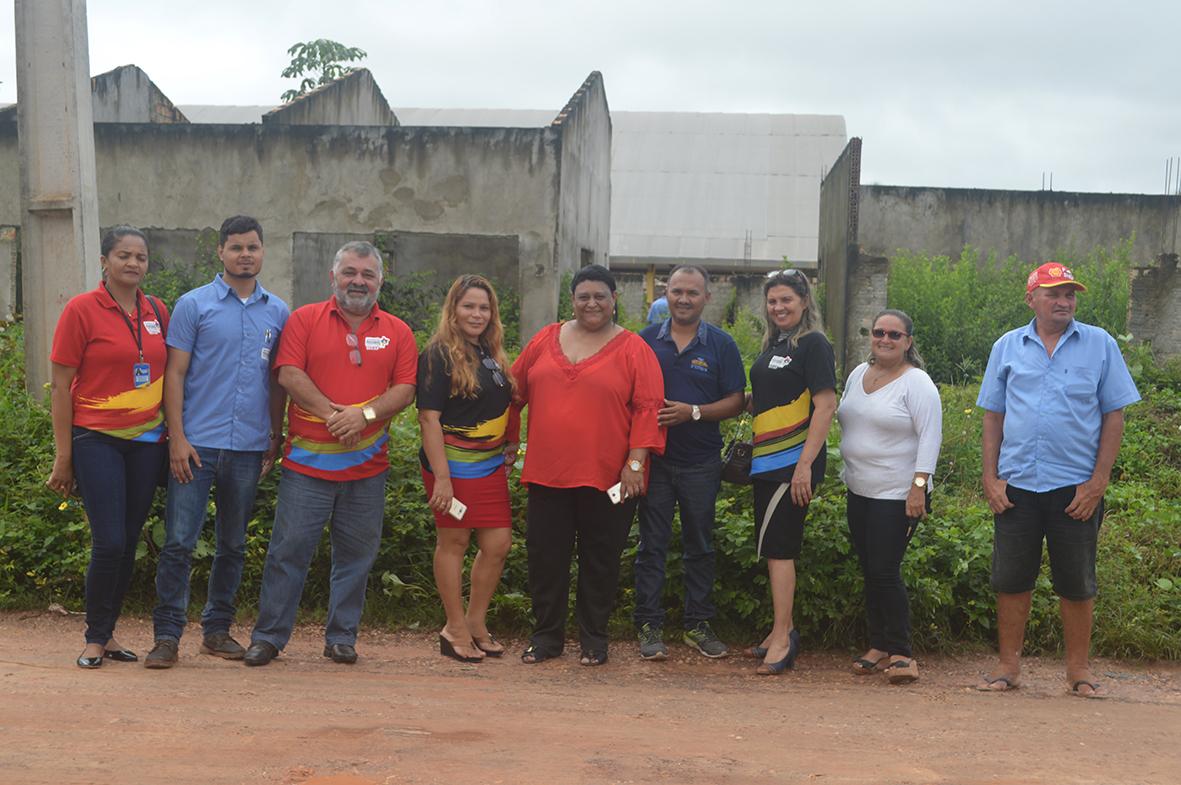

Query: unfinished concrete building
left=0, top=64, right=611, bottom=340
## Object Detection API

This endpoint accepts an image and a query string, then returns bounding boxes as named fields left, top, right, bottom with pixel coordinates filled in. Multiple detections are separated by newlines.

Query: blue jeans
left=71, top=427, right=166, bottom=644
left=152, top=447, right=263, bottom=642
left=251, top=467, right=387, bottom=649
left=634, top=456, right=722, bottom=629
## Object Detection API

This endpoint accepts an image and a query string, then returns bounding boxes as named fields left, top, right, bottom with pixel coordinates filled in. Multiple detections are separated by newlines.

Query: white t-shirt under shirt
left=837, top=362, right=943, bottom=500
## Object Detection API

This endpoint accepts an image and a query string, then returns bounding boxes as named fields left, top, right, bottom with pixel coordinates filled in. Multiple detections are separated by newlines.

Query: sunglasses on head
left=871, top=328, right=910, bottom=341
left=481, top=356, right=506, bottom=388
left=766, top=268, right=806, bottom=281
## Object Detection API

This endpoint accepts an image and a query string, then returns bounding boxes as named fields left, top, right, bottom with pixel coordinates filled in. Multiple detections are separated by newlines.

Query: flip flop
left=1069, top=680, right=1106, bottom=699
left=473, top=634, right=505, bottom=658
left=851, top=655, right=889, bottom=675
left=975, top=675, right=1020, bottom=692
left=520, top=644, right=557, bottom=664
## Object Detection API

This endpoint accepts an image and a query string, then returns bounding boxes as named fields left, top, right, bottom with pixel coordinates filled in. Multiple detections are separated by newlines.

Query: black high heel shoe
left=755, top=628, right=800, bottom=676
left=76, top=651, right=103, bottom=669
left=439, top=633, right=483, bottom=663
left=103, top=647, right=138, bottom=663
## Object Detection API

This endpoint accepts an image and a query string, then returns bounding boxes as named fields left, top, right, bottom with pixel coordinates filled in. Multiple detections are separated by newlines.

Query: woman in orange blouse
left=509, top=265, right=665, bottom=666
left=46, top=226, right=170, bottom=669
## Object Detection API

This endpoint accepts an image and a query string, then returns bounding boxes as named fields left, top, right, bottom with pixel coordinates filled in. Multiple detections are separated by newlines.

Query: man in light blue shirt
left=146, top=216, right=290, bottom=668
left=975, top=262, right=1139, bottom=698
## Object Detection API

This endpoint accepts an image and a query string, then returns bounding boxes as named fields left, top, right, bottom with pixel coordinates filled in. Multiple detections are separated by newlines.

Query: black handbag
left=720, top=416, right=753, bottom=486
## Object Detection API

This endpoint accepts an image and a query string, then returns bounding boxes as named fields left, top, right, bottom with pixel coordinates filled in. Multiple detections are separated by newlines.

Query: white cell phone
left=448, top=497, right=468, bottom=520
left=607, top=482, right=623, bottom=505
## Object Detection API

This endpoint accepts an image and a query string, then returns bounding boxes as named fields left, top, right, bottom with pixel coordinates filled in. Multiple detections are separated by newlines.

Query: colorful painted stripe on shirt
left=751, top=391, right=811, bottom=475
left=442, top=408, right=509, bottom=479
left=286, top=427, right=390, bottom=472
left=76, top=378, right=166, bottom=442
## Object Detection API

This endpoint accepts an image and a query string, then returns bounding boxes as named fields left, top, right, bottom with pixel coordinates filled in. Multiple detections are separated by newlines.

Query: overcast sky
left=2, top=0, right=1179, bottom=194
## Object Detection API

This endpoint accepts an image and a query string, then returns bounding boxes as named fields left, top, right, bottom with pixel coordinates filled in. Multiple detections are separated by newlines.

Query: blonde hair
left=426, top=275, right=514, bottom=399
left=762, top=270, right=824, bottom=351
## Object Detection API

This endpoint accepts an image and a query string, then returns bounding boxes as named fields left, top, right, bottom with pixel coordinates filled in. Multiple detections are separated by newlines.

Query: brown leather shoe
left=200, top=632, right=246, bottom=660
left=144, top=639, right=179, bottom=669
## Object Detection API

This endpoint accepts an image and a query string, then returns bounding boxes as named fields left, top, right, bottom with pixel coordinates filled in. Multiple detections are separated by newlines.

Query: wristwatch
left=690, top=404, right=702, bottom=421
left=362, top=406, right=377, bottom=423
left=628, top=459, right=643, bottom=472
left=913, top=476, right=927, bottom=488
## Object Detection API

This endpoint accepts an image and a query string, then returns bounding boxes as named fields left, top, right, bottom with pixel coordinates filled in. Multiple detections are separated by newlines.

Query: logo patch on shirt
left=690, top=356, right=710, bottom=373
left=769, top=354, right=792, bottom=370
left=364, top=336, right=391, bottom=351
left=143, top=320, right=161, bottom=335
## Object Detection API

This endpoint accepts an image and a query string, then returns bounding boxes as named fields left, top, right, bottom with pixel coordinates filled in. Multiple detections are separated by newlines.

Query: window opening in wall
left=580, top=248, right=594, bottom=267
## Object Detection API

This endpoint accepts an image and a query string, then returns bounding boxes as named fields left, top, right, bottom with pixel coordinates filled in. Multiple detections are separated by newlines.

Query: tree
left=280, top=39, right=368, bottom=103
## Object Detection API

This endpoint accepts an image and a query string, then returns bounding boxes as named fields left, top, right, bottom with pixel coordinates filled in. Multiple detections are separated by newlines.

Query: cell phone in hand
left=607, top=482, right=623, bottom=505
left=448, top=497, right=468, bottom=520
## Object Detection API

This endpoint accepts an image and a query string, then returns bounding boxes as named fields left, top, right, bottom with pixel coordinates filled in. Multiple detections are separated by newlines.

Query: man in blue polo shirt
left=145, top=215, right=290, bottom=668
left=975, top=262, right=1139, bottom=698
left=635, top=265, right=746, bottom=659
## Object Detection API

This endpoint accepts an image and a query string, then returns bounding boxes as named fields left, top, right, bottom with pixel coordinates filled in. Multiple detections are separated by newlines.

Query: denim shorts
left=991, top=484, right=1103, bottom=601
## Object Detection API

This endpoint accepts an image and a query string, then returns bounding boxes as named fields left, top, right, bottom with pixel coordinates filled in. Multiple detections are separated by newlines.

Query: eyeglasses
left=765, top=268, right=808, bottom=289
left=871, top=328, right=910, bottom=340
left=345, top=333, right=363, bottom=366
left=481, top=356, right=506, bottom=388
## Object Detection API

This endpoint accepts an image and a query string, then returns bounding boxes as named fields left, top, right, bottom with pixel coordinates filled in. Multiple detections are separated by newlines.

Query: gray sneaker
left=637, top=623, right=668, bottom=661
left=683, top=622, right=729, bottom=658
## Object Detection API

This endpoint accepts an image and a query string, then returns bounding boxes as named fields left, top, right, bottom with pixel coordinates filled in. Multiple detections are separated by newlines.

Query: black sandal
left=579, top=649, right=608, bottom=667
left=521, top=644, right=555, bottom=664
left=473, top=634, right=505, bottom=658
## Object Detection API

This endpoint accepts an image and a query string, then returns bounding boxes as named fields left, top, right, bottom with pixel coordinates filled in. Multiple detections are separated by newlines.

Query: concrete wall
left=0, top=123, right=563, bottom=333
left=263, top=69, right=398, bottom=127
left=1128, top=254, right=1181, bottom=359
left=842, top=254, right=889, bottom=371
left=0, top=226, right=17, bottom=320
left=91, top=65, right=188, bottom=124
left=553, top=71, right=612, bottom=292
left=817, top=138, right=861, bottom=374
left=859, top=185, right=1181, bottom=264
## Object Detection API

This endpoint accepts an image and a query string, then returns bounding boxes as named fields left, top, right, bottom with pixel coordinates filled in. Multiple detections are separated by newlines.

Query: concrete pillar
left=14, top=0, right=101, bottom=396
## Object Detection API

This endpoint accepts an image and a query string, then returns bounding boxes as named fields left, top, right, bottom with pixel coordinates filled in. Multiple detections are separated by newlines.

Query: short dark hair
left=101, top=225, right=148, bottom=257
left=669, top=264, right=711, bottom=289
left=219, top=215, right=264, bottom=246
left=571, top=263, right=616, bottom=293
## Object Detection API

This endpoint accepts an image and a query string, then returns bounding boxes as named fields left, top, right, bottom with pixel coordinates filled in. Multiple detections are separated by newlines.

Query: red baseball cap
left=1026, top=262, right=1086, bottom=294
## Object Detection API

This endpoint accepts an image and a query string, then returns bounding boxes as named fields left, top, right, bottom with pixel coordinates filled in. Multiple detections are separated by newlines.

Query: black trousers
left=526, top=484, right=638, bottom=655
left=846, top=491, right=922, bottom=658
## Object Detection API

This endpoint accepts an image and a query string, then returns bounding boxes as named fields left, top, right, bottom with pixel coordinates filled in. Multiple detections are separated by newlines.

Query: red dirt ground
left=1, top=610, right=1178, bottom=785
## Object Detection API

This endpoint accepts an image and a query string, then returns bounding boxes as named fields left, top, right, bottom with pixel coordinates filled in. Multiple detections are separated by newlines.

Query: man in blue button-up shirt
left=146, top=216, right=290, bottom=668
left=975, top=262, right=1139, bottom=698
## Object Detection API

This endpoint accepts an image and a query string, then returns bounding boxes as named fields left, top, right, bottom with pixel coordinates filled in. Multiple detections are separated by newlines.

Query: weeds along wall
left=2, top=293, right=1178, bottom=657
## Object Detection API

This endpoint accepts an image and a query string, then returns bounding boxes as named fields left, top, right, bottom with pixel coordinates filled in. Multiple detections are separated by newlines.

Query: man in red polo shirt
left=244, top=241, right=417, bottom=666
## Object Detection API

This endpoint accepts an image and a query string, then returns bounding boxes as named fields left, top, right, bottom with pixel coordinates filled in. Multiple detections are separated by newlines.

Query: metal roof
left=172, top=106, right=848, bottom=265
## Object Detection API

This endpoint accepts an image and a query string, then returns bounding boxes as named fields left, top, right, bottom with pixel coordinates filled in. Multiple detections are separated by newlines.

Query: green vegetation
left=279, top=39, right=368, bottom=104
left=1, top=245, right=1178, bottom=658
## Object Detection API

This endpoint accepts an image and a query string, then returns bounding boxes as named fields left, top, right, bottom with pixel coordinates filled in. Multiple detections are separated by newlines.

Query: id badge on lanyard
left=133, top=362, right=151, bottom=388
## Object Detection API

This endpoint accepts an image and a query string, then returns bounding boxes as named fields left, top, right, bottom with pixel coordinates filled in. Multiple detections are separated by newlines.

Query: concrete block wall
left=842, top=253, right=889, bottom=370
left=1128, top=254, right=1181, bottom=358
left=0, top=226, right=16, bottom=320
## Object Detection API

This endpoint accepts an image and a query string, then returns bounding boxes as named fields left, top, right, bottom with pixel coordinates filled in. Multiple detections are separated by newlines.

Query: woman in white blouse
left=837, top=309, right=942, bottom=684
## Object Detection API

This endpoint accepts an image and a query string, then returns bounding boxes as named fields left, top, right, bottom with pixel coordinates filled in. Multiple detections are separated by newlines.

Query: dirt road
left=0, top=611, right=1178, bottom=785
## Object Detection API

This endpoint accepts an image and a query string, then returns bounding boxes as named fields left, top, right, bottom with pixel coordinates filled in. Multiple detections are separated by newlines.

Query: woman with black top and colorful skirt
left=46, top=226, right=170, bottom=669
left=417, top=275, right=517, bottom=664
left=745, top=269, right=837, bottom=675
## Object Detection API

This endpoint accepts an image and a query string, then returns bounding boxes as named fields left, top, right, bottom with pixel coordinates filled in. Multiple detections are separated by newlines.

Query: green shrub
left=888, top=242, right=1133, bottom=385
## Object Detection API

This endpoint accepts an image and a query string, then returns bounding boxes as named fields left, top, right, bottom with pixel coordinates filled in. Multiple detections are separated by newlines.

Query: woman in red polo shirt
left=417, top=275, right=517, bottom=664
left=46, top=226, right=170, bottom=669
left=509, top=264, right=665, bottom=666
